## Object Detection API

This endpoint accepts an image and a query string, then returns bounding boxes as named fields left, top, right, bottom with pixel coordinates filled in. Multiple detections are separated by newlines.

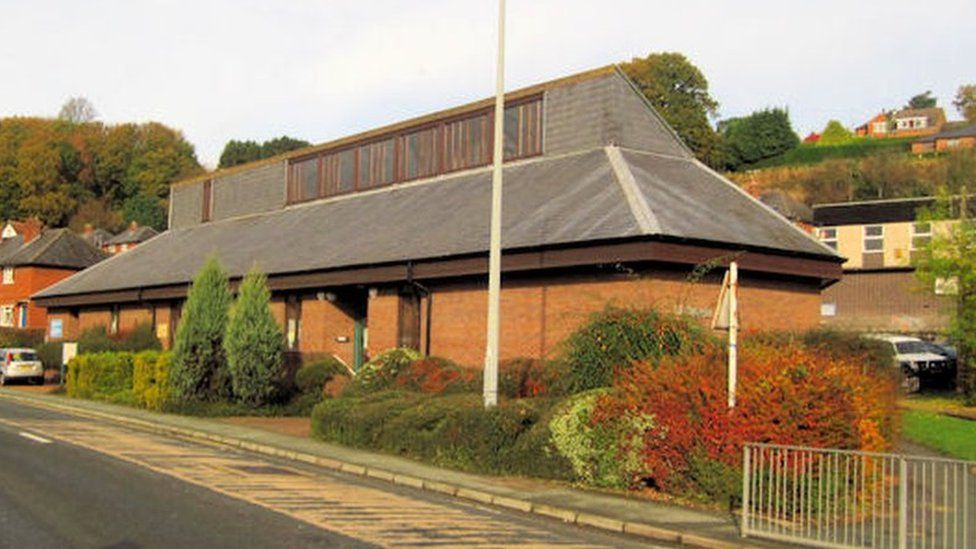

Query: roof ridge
left=171, top=65, right=618, bottom=189
left=605, top=146, right=659, bottom=234
left=21, top=228, right=65, bottom=262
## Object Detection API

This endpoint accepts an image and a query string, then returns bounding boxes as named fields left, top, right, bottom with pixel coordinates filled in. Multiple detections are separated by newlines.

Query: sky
left=1, top=0, right=973, bottom=169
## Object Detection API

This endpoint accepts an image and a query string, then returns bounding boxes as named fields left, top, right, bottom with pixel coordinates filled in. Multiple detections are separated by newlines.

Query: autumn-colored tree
left=620, top=52, right=722, bottom=167
left=68, top=198, right=124, bottom=233
left=0, top=113, right=202, bottom=228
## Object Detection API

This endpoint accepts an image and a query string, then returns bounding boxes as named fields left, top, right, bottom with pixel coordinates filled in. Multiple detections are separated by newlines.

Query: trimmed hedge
left=133, top=351, right=172, bottom=411
left=0, top=327, right=44, bottom=348
left=67, top=352, right=135, bottom=402
left=78, top=323, right=162, bottom=353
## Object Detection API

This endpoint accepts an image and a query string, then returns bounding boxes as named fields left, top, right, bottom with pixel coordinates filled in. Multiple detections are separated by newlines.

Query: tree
left=915, top=190, right=976, bottom=402
left=907, top=91, right=937, bottom=110
left=58, top=97, right=98, bottom=124
left=68, top=198, right=124, bottom=232
left=218, top=136, right=311, bottom=169
left=225, top=266, right=284, bottom=406
left=819, top=120, right=854, bottom=146
left=122, top=192, right=167, bottom=230
left=620, top=52, right=722, bottom=166
left=171, top=256, right=233, bottom=402
left=719, top=108, right=800, bottom=170
left=954, top=85, right=976, bottom=123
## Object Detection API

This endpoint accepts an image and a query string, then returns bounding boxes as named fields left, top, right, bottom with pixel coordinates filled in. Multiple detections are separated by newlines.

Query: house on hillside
left=34, top=66, right=841, bottom=369
left=103, top=222, right=158, bottom=255
left=855, top=113, right=890, bottom=138
left=890, top=107, right=946, bottom=137
left=813, top=197, right=966, bottom=334
left=855, top=108, right=947, bottom=139
left=0, top=225, right=108, bottom=331
left=911, top=123, right=976, bottom=153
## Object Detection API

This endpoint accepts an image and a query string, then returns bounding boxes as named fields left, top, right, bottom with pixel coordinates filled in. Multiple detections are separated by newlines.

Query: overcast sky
left=1, top=1, right=973, bottom=168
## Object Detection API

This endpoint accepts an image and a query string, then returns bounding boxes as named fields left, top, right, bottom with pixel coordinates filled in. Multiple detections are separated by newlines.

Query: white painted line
left=19, top=431, right=52, bottom=444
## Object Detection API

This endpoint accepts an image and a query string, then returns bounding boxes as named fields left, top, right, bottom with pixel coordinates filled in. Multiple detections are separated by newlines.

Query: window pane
left=338, top=149, right=356, bottom=193
left=824, top=240, right=838, bottom=250
left=864, top=238, right=884, bottom=251
left=913, top=222, right=931, bottom=234
left=864, top=225, right=883, bottom=237
left=359, top=139, right=394, bottom=189
left=445, top=114, right=488, bottom=171
left=503, top=99, right=542, bottom=160
left=912, top=236, right=931, bottom=249
left=402, top=127, right=438, bottom=180
left=292, top=157, right=318, bottom=201
left=819, top=227, right=836, bottom=239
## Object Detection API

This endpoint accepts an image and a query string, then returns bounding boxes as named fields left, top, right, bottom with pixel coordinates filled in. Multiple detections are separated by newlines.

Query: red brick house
left=855, top=113, right=889, bottom=138
left=36, top=66, right=841, bottom=369
left=911, top=123, right=976, bottom=153
left=102, top=222, right=158, bottom=255
left=0, top=226, right=107, bottom=331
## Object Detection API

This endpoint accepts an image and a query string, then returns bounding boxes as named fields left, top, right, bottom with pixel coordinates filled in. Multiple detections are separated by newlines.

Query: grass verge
left=902, top=409, right=976, bottom=461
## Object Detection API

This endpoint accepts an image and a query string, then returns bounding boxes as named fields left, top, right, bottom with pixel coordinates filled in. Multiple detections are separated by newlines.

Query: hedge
left=66, top=351, right=172, bottom=408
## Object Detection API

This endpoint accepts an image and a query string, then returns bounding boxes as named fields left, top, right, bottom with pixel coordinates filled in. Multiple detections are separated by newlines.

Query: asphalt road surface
left=0, top=398, right=661, bottom=548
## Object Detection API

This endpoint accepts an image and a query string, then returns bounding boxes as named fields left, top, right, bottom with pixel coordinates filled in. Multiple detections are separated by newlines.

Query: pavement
left=0, top=387, right=771, bottom=548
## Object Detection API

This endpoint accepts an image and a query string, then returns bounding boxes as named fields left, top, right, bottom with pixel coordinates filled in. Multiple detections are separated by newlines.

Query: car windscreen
left=895, top=341, right=927, bottom=354
left=8, top=351, right=38, bottom=362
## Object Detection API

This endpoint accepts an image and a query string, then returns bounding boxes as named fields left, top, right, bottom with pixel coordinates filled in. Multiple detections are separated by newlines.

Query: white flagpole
left=483, top=0, right=505, bottom=408
left=728, top=261, right=738, bottom=409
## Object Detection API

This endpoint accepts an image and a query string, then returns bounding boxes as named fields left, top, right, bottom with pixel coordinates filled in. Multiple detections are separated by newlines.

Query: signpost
left=711, top=261, right=739, bottom=408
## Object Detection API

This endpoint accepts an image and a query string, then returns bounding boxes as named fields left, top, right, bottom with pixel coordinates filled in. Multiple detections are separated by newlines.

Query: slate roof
left=0, top=235, right=25, bottom=264
left=36, top=147, right=835, bottom=299
left=106, top=225, right=158, bottom=245
left=0, top=229, right=108, bottom=269
left=914, top=123, right=976, bottom=143
left=758, top=190, right=813, bottom=224
left=893, top=107, right=945, bottom=123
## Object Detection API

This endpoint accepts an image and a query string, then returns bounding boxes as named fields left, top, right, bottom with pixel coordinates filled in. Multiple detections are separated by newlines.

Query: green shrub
left=508, top=399, right=575, bottom=480
left=36, top=342, right=63, bottom=371
left=549, top=389, right=629, bottom=488
left=225, top=268, right=284, bottom=406
left=311, top=391, right=543, bottom=474
left=295, top=356, right=348, bottom=394
left=79, top=323, right=161, bottom=354
left=116, top=323, right=162, bottom=352
left=563, top=306, right=710, bottom=392
left=349, top=348, right=423, bottom=394
left=172, top=255, right=232, bottom=402
left=66, top=352, right=135, bottom=401
left=0, top=327, right=44, bottom=348
left=79, top=326, right=116, bottom=353
left=133, top=351, right=172, bottom=410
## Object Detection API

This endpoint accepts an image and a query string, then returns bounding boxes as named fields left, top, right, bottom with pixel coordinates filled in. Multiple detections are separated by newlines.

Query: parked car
left=868, top=335, right=954, bottom=391
left=0, top=348, right=44, bottom=386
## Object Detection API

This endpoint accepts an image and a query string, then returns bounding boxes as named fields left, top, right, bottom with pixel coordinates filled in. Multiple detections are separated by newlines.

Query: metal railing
left=741, top=443, right=976, bottom=548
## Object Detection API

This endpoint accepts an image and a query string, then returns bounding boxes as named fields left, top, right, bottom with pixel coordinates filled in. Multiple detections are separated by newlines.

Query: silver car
left=0, top=348, right=44, bottom=385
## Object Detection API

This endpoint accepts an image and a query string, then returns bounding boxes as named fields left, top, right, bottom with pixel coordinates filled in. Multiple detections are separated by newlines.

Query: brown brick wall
left=367, top=289, right=399, bottom=356
left=418, top=269, right=821, bottom=367
left=822, top=269, right=952, bottom=333
left=119, top=304, right=152, bottom=334
left=46, top=309, right=79, bottom=341
left=78, top=309, right=112, bottom=333
left=300, top=297, right=356, bottom=366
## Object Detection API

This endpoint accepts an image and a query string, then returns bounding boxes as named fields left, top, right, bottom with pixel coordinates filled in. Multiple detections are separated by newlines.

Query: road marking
left=18, top=431, right=52, bottom=444
left=2, top=417, right=612, bottom=547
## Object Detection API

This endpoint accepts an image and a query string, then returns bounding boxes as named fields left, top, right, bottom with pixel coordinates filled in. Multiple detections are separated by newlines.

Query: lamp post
left=483, top=0, right=506, bottom=408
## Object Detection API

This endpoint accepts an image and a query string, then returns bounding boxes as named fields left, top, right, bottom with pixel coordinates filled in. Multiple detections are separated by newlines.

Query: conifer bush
left=171, top=256, right=232, bottom=402
left=225, top=268, right=284, bottom=406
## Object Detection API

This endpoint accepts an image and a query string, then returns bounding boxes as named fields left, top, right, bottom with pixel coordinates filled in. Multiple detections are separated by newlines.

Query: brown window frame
left=201, top=179, right=213, bottom=222
left=286, top=95, right=544, bottom=205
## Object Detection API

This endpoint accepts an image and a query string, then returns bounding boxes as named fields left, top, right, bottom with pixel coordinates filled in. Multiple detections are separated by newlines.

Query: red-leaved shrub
left=593, top=341, right=898, bottom=499
left=394, top=357, right=478, bottom=394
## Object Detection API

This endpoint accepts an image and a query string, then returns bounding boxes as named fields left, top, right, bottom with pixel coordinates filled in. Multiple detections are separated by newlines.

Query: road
left=0, top=398, right=660, bottom=548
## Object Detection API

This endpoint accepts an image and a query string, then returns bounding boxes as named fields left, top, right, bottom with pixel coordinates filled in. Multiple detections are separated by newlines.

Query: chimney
left=129, top=220, right=139, bottom=232
left=83, top=223, right=94, bottom=236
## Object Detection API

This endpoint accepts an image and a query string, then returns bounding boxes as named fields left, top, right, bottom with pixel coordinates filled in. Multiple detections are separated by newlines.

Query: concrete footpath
left=0, top=388, right=775, bottom=549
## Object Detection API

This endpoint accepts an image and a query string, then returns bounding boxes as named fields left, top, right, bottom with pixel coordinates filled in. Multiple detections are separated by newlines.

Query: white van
left=0, top=348, right=44, bottom=385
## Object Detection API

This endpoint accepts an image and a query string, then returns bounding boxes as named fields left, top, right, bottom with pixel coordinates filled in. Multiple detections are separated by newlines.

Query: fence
left=741, top=443, right=976, bottom=548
